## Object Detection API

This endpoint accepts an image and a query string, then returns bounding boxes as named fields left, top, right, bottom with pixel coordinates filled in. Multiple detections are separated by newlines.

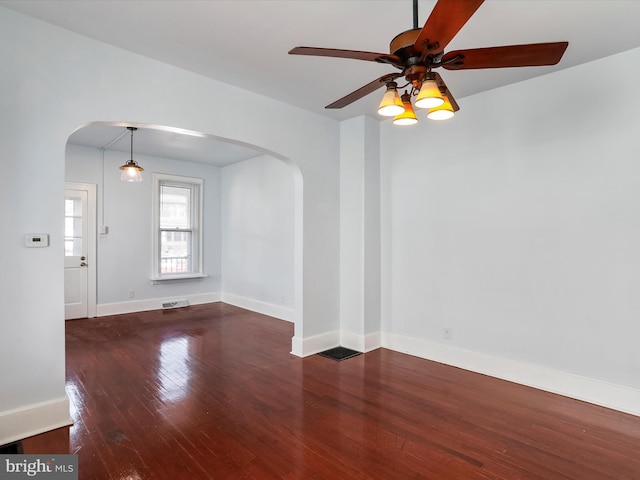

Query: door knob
left=80, top=262, right=88, bottom=267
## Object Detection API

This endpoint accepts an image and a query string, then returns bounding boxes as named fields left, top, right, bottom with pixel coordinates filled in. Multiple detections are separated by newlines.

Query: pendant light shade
left=427, top=95, right=455, bottom=120
left=377, top=82, right=405, bottom=117
left=120, top=160, right=144, bottom=182
left=393, top=92, right=418, bottom=126
left=415, top=75, right=445, bottom=109
left=119, top=127, right=143, bottom=182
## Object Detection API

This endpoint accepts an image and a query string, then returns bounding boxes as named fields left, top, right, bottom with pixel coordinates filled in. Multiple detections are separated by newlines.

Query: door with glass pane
left=64, top=184, right=96, bottom=319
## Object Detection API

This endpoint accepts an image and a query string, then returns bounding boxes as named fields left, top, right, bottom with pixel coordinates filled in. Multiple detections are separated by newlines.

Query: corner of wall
left=290, top=331, right=341, bottom=357
left=221, top=293, right=294, bottom=322
left=340, top=330, right=382, bottom=353
left=0, top=397, right=72, bottom=446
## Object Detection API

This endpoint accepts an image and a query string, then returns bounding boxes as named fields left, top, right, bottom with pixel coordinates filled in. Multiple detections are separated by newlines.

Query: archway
left=65, top=121, right=304, bottom=351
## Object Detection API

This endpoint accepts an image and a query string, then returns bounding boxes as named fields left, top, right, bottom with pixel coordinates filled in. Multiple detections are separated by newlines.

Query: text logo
left=0, top=455, right=77, bottom=480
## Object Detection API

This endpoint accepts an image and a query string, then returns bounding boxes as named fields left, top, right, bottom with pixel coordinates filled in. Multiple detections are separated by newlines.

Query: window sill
left=150, top=273, right=208, bottom=284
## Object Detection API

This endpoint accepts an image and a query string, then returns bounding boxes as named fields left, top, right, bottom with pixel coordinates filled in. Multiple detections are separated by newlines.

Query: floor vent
left=162, top=299, right=189, bottom=310
left=318, top=346, right=362, bottom=362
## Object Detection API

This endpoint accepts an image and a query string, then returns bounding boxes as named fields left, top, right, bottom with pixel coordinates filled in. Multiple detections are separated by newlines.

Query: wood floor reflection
left=25, top=303, right=640, bottom=478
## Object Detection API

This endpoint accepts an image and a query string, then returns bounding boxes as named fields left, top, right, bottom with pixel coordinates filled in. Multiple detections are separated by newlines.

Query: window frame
left=151, top=173, right=205, bottom=282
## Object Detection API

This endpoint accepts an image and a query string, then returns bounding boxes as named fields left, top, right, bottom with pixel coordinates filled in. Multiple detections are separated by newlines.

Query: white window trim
left=151, top=173, right=206, bottom=282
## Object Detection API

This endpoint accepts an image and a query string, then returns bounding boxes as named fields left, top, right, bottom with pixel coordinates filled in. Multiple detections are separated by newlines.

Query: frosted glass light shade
left=427, top=95, right=455, bottom=120
left=415, top=79, right=444, bottom=109
left=119, top=160, right=144, bottom=182
left=393, top=94, right=418, bottom=125
left=377, top=84, right=405, bottom=117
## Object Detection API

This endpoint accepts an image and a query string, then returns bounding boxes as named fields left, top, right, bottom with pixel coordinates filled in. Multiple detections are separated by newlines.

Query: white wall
left=221, top=155, right=295, bottom=320
left=4, top=3, right=640, bottom=447
left=381, top=47, right=640, bottom=413
left=65, top=144, right=222, bottom=309
left=0, top=6, right=339, bottom=444
left=340, top=117, right=382, bottom=351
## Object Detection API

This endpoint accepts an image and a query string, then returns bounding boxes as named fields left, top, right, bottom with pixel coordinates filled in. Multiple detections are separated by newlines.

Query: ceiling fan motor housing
left=390, top=28, right=423, bottom=59
left=390, top=28, right=439, bottom=88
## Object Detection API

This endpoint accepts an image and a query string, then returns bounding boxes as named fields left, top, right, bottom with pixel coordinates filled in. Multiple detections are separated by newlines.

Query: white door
left=64, top=183, right=97, bottom=319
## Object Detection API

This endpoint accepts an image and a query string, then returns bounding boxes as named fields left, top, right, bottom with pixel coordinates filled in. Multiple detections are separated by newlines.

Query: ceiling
left=4, top=0, right=640, bottom=164
left=67, top=122, right=265, bottom=167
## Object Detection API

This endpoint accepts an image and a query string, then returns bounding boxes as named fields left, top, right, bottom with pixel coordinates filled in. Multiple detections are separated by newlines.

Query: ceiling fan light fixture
left=415, top=78, right=445, bottom=109
left=393, top=92, right=418, bottom=125
left=289, top=0, right=570, bottom=120
left=426, top=95, right=455, bottom=120
left=119, top=126, right=144, bottom=182
left=377, top=82, right=405, bottom=117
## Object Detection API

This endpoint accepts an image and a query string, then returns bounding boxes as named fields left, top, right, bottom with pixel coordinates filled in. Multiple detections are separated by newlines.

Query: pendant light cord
left=99, top=128, right=129, bottom=229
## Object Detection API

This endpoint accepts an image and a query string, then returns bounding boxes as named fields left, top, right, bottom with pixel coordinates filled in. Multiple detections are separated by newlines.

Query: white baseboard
left=221, top=293, right=294, bottom=322
left=290, top=330, right=340, bottom=357
left=339, top=330, right=381, bottom=353
left=96, top=292, right=222, bottom=316
left=96, top=292, right=293, bottom=321
left=382, top=332, right=640, bottom=417
left=364, top=332, right=382, bottom=352
left=292, top=330, right=381, bottom=358
left=339, top=330, right=363, bottom=352
left=0, top=396, right=72, bottom=446
left=290, top=335, right=304, bottom=357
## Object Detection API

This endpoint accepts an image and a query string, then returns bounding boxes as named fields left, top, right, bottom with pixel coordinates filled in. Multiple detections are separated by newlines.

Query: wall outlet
left=128, top=290, right=135, bottom=299
left=444, top=328, right=452, bottom=340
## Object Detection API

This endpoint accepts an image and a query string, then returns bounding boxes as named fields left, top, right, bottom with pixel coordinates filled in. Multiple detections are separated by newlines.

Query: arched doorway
left=65, top=121, right=304, bottom=352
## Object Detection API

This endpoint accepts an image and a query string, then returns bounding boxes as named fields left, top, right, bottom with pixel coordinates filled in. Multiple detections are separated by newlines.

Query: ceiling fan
left=289, top=0, right=568, bottom=124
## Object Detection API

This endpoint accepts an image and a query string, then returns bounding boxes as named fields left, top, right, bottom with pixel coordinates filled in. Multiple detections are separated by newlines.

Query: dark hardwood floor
left=22, top=303, right=640, bottom=479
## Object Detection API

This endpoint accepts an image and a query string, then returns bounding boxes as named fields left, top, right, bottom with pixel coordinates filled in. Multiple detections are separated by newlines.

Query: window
left=64, top=196, right=83, bottom=256
left=152, top=174, right=204, bottom=280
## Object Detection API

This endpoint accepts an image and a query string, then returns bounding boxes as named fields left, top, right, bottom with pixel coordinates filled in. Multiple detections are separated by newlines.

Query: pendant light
left=414, top=73, right=444, bottom=109
left=427, top=94, right=455, bottom=120
left=119, top=127, right=143, bottom=182
left=377, top=82, right=405, bottom=117
left=393, top=92, right=418, bottom=126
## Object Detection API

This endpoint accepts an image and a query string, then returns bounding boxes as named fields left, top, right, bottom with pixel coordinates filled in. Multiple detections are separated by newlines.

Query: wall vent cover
left=162, top=299, right=189, bottom=309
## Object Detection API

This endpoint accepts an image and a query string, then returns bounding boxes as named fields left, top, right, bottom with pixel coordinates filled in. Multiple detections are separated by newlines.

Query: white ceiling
left=4, top=0, right=640, bottom=164
left=67, top=122, right=265, bottom=167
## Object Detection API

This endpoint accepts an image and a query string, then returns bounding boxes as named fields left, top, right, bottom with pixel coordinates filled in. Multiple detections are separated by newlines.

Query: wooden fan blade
left=289, top=47, right=402, bottom=67
left=326, top=73, right=401, bottom=109
left=414, top=0, right=484, bottom=54
left=441, top=42, right=569, bottom=70
left=433, top=72, right=459, bottom=112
